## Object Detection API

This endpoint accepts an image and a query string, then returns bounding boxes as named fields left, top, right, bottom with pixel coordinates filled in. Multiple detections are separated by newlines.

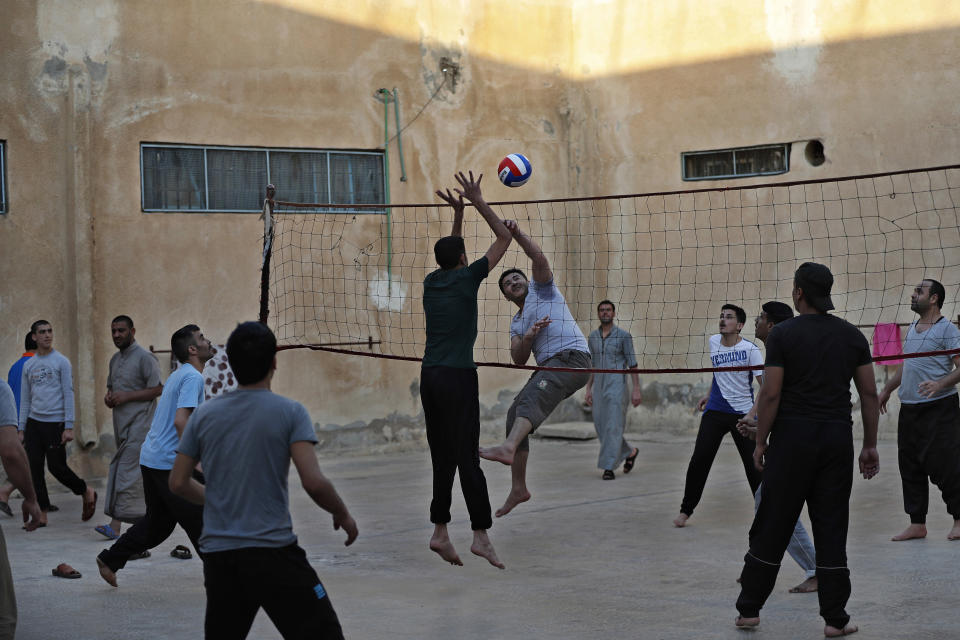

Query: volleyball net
left=261, top=164, right=960, bottom=372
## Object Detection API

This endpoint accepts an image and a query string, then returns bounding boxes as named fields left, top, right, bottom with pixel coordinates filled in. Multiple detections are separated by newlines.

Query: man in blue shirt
left=97, top=324, right=212, bottom=587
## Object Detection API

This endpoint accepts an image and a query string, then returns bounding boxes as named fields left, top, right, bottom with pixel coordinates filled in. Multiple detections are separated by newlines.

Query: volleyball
left=498, top=154, right=532, bottom=187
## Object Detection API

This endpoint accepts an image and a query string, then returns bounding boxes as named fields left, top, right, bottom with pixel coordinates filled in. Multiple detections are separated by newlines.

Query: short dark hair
left=24, top=331, right=37, bottom=352
left=721, top=304, right=746, bottom=325
left=112, top=315, right=134, bottom=329
left=227, top=321, right=277, bottom=385
left=924, top=278, right=946, bottom=309
left=498, top=268, right=528, bottom=293
left=434, top=236, right=466, bottom=270
left=761, top=301, right=793, bottom=325
left=597, top=300, right=615, bottom=312
left=171, top=324, right=201, bottom=364
left=30, top=320, right=51, bottom=335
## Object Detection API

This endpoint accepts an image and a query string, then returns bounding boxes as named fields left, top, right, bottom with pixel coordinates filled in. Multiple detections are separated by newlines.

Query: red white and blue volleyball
left=498, top=154, right=532, bottom=187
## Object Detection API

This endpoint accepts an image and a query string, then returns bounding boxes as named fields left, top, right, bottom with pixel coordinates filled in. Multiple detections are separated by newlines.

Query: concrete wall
left=1, top=0, right=959, bottom=471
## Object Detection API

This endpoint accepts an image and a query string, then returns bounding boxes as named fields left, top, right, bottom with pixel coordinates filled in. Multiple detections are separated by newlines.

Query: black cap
left=794, top=262, right=835, bottom=312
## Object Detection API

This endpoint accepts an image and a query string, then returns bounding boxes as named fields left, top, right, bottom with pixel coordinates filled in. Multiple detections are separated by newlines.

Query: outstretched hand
left=453, top=171, right=484, bottom=203
left=526, top=316, right=551, bottom=341
left=435, top=188, right=465, bottom=215
left=503, top=219, right=523, bottom=238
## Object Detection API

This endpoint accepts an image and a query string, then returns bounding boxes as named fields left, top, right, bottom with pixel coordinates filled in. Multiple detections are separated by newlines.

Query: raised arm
left=450, top=172, right=512, bottom=272
left=505, top=221, right=552, bottom=284
left=435, top=188, right=465, bottom=238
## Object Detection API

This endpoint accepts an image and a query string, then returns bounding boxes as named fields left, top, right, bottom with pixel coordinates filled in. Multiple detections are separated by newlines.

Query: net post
left=258, top=184, right=276, bottom=325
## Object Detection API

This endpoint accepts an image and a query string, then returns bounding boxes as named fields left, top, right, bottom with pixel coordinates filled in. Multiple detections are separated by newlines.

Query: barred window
left=682, top=144, right=789, bottom=181
left=141, top=144, right=385, bottom=213
left=0, top=141, right=7, bottom=214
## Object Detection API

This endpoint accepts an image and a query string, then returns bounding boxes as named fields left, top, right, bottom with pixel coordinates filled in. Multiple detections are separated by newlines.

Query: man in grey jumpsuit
left=585, top=300, right=641, bottom=479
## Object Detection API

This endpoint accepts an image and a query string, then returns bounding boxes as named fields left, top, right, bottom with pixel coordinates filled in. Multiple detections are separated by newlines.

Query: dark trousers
left=23, top=418, right=87, bottom=511
left=897, top=394, right=960, bottom=523
left=420, top=366, right=493, bottom=531
left=203, top=544, right=343, bottom=640
left=98, top=466, right=203, bottom=572
left=679, top=410, right=761, bottom=516
left=737, top=418, right=854, bottom=629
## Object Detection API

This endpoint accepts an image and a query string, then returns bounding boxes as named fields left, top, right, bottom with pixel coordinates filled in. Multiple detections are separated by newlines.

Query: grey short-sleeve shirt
left=178, top=388, right=318, bottom=553
left=899, top=317, right=960, bottom=405
left=0, top=381, right=17, bottom=428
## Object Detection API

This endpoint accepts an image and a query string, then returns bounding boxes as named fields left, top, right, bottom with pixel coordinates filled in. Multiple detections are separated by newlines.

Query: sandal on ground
left=0, top=501, right=11, bottom=517
left=81, top=491, right=97, bottom=522
left=602, top=470, right=615, bottom=480
left=94, top=524, right=119, bottom=540
left=623, top=448, right=639, bottom=473
left=46, top=504, right=59, bottom=512
left=170, top=545, right=192, bottom=560
left=128, top=550, right=150, bottom=561
left=52, top=563, right=81, bottom=579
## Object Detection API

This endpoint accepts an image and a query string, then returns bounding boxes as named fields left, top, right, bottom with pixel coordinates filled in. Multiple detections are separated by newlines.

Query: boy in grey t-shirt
left=170, top=322, right=357, bottom=639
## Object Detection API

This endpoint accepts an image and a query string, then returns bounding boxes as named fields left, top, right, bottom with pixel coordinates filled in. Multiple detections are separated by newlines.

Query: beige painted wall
left=1, top=0, right=959, bottom=466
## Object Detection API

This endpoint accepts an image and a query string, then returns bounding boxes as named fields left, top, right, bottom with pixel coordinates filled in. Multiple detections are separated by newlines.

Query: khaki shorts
left=506, top=350, right=592, bottom=451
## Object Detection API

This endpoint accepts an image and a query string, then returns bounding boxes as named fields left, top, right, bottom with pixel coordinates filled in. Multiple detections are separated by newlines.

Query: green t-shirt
left=422, top=256, right=489, bottom=368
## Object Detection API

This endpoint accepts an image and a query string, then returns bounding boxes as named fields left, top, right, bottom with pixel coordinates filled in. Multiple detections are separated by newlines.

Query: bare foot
left=673, top=513, right=689, bottom=528
left=429, top=528, right=463, bottom=566
left=470, top=531, right=505, bottom=569
left=891, top=523, right=926, bottom=541
left=948, top=520, right=960, bottom=540
left=479, top=444, right=515, bottom=466
left=495, top=489, right=531, bottom=517
left=735, top=616, right=759, bottom=629
left=788, top=576, right=818, bottom=593
left=824, top=623, right=858, bottom=637
left=96, top=557, right=118, bottom=587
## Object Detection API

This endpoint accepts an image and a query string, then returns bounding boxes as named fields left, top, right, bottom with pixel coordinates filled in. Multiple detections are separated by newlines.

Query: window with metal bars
left=141, top=143, right=385, bottom=213
left=681, top=144, right=789, bottom=181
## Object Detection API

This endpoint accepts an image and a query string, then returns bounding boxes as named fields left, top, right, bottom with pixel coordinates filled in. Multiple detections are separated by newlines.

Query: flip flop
left=52, top=563, right=81, bottom=579
left=170, top=545, right=192, bottom=560
left=81, top=491, right=97, bottom=522
left=0, top=501, right=11, bottom=517
left=94, top=524, right=119, bottom=540
left=623, top=448, right=639, bottom=473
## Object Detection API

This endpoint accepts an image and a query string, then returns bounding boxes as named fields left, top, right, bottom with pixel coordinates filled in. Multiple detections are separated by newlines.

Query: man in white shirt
left=673, top=304, right=763, bottom=528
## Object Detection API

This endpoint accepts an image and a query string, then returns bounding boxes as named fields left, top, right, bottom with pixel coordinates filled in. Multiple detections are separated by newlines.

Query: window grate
left=141, top=144, right=385, bottom=213
left=682, top=144, right=790, bottom=181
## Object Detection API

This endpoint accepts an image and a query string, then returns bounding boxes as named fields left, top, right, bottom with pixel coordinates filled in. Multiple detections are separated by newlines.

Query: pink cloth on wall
left=872, top=323, right=903, bottom=364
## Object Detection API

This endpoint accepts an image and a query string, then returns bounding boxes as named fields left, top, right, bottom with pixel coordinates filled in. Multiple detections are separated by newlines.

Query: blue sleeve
left=530, top=278, right=557, bottom=299
left=289, top=402, right=318, bottom=445
left=177, top=409, right=202, bottom=459
left=176, top=372, right=204, bottom=410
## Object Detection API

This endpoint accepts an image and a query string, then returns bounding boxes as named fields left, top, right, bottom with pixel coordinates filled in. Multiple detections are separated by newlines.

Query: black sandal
left=602, top=470, right=615, bottom=480
left=170, top=545, right=192, bottom=560
left=623, top=448, right=639, bottom=473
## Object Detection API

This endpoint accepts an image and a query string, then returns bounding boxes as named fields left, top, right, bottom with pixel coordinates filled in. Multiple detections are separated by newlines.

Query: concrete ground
left=2, top=437, right=956, bottom=640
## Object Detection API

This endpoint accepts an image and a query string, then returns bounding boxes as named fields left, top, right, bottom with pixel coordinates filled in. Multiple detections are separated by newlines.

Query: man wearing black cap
left=734, top=263, right=880, bottom=638
left=421, top=171, right=511, bottom=569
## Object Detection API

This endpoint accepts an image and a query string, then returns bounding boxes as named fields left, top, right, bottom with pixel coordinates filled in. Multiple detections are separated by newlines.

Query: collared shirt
left=587, top=325, right=638, bottom=390
left=510, top=278, right=589, bottom=364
